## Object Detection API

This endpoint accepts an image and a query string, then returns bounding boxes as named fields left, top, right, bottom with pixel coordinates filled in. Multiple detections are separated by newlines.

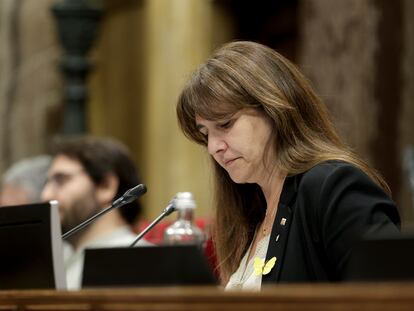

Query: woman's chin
left=228, top=172, right=247, bottom=184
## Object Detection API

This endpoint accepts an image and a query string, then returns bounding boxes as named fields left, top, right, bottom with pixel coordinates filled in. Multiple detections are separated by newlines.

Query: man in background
left=0, top=155, right=51, bottom=206
left=41, top=136, right=150, bottom=289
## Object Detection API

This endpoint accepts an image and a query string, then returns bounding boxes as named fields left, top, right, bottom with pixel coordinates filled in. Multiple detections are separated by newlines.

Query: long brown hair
left=176, top=41, right=390, bottom=282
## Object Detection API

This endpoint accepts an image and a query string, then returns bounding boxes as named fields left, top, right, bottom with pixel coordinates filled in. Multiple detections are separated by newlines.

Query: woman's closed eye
left=198, top=127, right=208, bottom=138
left=218, top=119, right=234, bottom=129
left=195, top=116, right=235, bottom=139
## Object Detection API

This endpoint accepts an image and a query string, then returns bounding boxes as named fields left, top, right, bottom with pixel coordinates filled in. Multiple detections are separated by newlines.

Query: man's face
left=41, top=155, right=101, bottom=232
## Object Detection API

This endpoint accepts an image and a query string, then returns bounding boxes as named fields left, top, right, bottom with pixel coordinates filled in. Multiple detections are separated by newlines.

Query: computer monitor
left=82, top=245, right=217, bottom=288
left=345, top=233, right=414, bottom=281
left=0, top=201, right=66, bottom=289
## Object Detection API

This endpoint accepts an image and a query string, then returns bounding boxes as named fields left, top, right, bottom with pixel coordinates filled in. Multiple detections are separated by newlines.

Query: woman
left=176, top=41, right=400, bottom=290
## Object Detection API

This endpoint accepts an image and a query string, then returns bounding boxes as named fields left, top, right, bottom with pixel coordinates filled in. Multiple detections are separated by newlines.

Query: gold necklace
left=260, top=180, right=284, bottom=236
left=260, top=204, right=277, bottom=236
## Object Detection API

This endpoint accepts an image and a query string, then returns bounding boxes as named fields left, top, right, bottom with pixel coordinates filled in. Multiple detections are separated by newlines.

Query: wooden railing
left=1, top=283, right=414, bottom=310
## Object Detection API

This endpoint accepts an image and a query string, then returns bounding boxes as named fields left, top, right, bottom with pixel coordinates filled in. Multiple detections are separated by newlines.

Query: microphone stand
left=62, top=184, right=146, bottom=240
left=130, top=202, right=176, bottom=247
left=62, top=201, right=125, bottom=240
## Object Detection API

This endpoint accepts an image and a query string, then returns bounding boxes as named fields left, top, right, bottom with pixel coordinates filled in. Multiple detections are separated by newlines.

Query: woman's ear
left=96, top=173, right=119, bottom=206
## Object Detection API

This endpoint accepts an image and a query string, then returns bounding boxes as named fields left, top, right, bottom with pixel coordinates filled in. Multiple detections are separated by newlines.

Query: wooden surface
left=1, top=283, right=414, bottom=310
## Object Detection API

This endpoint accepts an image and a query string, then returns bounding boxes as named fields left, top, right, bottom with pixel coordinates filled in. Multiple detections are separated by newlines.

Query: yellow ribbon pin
left=253, top=257, right=277, bottom=276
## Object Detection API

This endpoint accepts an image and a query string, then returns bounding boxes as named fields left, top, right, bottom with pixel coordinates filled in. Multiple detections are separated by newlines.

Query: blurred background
left=1, top=0, right=414, bottom=228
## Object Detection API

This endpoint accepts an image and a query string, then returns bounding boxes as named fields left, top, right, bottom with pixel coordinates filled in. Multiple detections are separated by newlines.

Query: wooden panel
left=1, top=284, right=414, bottom=311
left=25, top=305, right=91, bottom=311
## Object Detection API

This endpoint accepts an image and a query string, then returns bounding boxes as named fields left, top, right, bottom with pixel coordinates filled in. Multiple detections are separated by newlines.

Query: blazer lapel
left=262, top=175, right=297, bottom=283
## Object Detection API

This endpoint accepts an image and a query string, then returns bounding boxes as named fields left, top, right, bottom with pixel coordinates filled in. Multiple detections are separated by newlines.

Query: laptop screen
left=0, top=201, right=66, bottom=289
left=345, top=233, right=414, bottom=281
left=82, top=244, right=217, bottom=287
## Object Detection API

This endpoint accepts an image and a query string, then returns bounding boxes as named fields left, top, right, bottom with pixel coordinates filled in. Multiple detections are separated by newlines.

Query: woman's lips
left=224, top=157, right=240, bottom=167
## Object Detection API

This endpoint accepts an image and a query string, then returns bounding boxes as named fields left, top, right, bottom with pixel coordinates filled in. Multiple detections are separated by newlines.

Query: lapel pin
left=253, top=257, right=277, bottom=276
left=280, top=218, right=287, bottom=226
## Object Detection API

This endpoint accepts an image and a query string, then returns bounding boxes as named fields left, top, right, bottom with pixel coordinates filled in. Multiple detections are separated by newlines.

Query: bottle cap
left=174, top=192, right=196, bottom=209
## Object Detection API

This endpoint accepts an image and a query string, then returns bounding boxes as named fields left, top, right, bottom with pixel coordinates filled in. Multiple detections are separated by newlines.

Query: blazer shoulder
left=300, top=161, right=364, bottom=188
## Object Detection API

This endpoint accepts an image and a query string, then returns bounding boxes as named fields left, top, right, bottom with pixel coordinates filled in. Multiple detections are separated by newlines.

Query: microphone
left=129, top=198, right=177, bottom=247
left=62, top=184, right=147, bottom=240
left=112, top=184, right=147, bottom=206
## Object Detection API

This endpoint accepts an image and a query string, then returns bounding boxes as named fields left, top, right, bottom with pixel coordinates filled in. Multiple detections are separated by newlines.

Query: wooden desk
left=0, top=283, right=413, bottom=311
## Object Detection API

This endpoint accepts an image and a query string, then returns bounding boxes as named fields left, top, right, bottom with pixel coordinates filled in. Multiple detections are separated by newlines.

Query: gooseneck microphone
left=129, top=199, right=176, bottom=247
left=62, top=184, right=147, bottom=240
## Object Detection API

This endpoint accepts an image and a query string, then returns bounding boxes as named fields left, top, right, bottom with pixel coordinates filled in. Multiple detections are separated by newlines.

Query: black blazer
left=262, top=161, right=400, bottom=283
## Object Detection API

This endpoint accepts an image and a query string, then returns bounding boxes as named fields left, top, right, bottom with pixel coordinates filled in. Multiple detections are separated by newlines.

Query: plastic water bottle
left=163, top=192, right=205, bottom=245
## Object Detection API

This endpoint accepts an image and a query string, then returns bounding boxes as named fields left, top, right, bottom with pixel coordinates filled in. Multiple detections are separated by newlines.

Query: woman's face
left=195, top=108, right=276, bottom=184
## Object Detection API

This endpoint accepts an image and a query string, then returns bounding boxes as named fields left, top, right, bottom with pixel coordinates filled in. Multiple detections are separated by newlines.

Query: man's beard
left=60, top=194, right=101, bottom=233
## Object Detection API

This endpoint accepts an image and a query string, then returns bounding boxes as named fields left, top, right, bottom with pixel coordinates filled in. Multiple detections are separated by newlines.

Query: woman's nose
left=207, top=134, right=227, bottom=156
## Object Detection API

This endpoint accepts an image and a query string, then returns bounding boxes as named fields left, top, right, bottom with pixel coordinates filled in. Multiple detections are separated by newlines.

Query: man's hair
left=2, top=155, right=51, bottom=202
left=51, top=136, right=142, bottom=224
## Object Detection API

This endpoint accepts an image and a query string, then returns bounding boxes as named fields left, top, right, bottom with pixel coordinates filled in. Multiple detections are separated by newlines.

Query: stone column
left=299, top=0, right=380, bottom=159
left=143, top=0, right=213, bottom=218
left=0, top=0, right=62, bottom=173
left=51, top=0, right=102, bottom=135
left=400, top=0, right=414, bottom=222
left=299, top=0, right=414, bottom=224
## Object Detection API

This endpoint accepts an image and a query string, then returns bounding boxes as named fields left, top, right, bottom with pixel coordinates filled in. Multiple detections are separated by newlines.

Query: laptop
left=82, top=244, right=217, bottom=287
left=345, top=233, right=414, bottom=281
left=0, top=201, right=66, bottom=289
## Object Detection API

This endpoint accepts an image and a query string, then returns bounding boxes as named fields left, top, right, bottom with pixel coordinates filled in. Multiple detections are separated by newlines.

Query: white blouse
left=225, top=234, right=271, bottom=291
